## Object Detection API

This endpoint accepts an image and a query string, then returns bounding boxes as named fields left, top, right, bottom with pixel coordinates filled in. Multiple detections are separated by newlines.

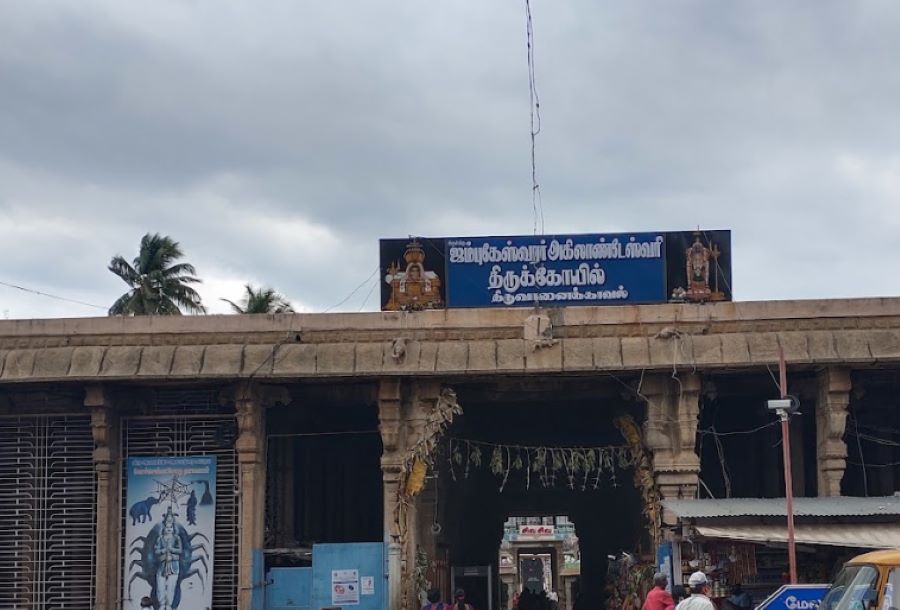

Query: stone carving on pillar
left=641, top=373, right=701, bottom=510
left=86, top=385, right=118, bottom=610
left=816, top=368, right=851, bottom=497
left=524, top=313, right=557, bottom=351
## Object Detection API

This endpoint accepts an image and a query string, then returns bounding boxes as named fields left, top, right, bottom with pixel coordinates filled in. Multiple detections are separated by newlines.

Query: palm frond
left=224, top=284, right=294, bottom=314
left=156, top=295, right=184, bottom=315
left=108, top=256, right=139, bottom=287
left=158, top=262, right=200, bottom=280
left=164, top=282, right=206, bottom=314
left=220, top=298, right=246, bottom=314
left=108, top=291, right=137, bottom=316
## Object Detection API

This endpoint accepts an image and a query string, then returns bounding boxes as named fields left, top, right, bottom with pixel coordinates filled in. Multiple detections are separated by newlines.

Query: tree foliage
left=108, top=233, right=206, bottom=315
left=221, top=284, right=294, bottom=314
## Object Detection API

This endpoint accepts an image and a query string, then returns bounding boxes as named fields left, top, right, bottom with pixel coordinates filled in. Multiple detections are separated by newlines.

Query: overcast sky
left=2, top=1, right=900, bottom=318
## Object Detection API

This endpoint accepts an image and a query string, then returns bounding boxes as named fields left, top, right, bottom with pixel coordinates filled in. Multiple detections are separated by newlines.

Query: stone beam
left=816, top=367, right=851, bottom=496
left=86, top=384, right=119, bottom=610
left=0, top=324, right=900, bottom=384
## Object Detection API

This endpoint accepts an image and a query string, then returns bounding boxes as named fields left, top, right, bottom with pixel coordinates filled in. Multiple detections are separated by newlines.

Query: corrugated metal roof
left=663, top=496, right=900, bottom=518
left=695, top=524, right=900, bottom=549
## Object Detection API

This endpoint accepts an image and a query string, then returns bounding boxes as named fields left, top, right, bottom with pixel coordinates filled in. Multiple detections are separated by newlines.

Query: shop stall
left=663, top=496, right=900, bottom=607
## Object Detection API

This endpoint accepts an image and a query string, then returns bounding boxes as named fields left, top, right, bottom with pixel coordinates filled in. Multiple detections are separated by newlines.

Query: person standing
left=726, top=584, right=753, bottom=610
left=453, top=588, right=474, bottom=610
left=422, top=589, right=446, bottom=610
left=644, top=573, right=676, bottom=610
left=672, top=585, right=687, bottom=606
left=676, top=572, right=716, bottom=610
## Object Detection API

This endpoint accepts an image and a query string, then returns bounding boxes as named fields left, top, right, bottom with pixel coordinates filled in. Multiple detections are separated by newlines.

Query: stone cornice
left=0, top=298, right=899, bottom=382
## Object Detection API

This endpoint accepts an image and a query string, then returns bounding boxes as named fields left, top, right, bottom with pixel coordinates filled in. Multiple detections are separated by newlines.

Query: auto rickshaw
left=821, top=550, right=900, bottom=610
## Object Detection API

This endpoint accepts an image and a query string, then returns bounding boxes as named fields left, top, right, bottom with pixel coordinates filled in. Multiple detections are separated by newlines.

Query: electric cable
left=322, top=265, right=380, bottom=313
left=525, top=0, right=545, bottom=235
left=847, top=459, right=900, bottom=469
left=853, top=415, right=869, bottom=497
left=357, top=273, right=380, bottom=312
left=0, top=279, right=106, bottom=311
left=697, top=421, right=780, bottom=437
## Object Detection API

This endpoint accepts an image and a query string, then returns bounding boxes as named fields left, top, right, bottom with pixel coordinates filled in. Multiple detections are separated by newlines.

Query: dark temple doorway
left=264, top=383, right=384, bottom=568
left=436, top=378, right=648, bottom=610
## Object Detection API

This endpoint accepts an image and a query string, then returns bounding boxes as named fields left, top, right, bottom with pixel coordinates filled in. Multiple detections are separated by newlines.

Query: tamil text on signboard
left=379, top=230, right=731, bottom=310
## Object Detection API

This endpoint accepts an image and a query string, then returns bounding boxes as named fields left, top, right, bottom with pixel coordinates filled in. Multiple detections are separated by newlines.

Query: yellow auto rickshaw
left=821, top=550, right=900, bottom=610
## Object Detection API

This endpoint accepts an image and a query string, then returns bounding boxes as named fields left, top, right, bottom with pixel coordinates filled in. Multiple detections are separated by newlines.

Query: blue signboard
left=446, top=233, right=667, bottom=308
left=757, top=585, right=830, bottom=610
left=123, top=456, right=217, bottom=610
left=656, top=542, right=673, bottom=591
left=379, top=230, right=732, bottom=311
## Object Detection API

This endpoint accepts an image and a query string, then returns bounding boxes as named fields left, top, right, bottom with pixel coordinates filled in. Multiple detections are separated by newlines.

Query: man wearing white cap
left=675, top=572, right=715, bottom=610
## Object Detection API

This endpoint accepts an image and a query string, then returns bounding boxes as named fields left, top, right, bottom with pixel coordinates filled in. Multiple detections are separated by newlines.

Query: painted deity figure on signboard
left=683, top=232, right=726, bottom=303
left=154, top=507, right=183, bottom=610
left=384, top=241, right=443, bottom=311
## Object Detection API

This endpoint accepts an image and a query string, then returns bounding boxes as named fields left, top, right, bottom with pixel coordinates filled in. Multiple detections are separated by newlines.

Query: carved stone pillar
left=86, top=384, right=119, bottom=610
left=233, top=382, right=287, bottom=610
left=379, top=379, right=448, bottom=610
left=406, top=381, right=442, bottom=608
left=642, top=373, right=701, bottom=519
left=642, top=375, right=675, bottom=479
left=816, top=368, right=851, bottom=496
left=379, top=379, right=405, bottom=610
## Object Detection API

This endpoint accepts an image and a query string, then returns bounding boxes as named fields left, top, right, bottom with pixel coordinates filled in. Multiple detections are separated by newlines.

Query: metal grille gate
left=120, top=390, right=239, bottom=610
left=0, top=415, right=97, bottom=609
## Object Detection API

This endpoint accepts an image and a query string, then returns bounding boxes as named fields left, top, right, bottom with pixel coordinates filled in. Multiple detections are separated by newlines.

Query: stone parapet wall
left=1, top=298, right=900, bottom=382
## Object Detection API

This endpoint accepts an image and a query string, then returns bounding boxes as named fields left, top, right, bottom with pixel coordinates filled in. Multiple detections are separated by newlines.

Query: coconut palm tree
left=221, top=284, right=294, bottom=314
left=108, top=233, right=206, bottom=315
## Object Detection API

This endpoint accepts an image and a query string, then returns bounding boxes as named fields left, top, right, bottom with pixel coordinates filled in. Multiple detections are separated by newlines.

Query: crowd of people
left=422, top=588, right=475, bottom=610
left=422, top=570, right=753, bottom=610
left=422, top=586, right=562, bottom=610
left=643, top=571, right=753, bottom=610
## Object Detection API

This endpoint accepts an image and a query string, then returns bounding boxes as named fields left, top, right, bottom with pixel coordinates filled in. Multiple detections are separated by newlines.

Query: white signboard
left=332, top=569, right=361, bottom=606
left=361, top=576, right=375, bottom=596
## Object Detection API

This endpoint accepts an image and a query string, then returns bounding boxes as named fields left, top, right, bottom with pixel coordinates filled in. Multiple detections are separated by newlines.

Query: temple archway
left=429, top=378, right=651, bottom=610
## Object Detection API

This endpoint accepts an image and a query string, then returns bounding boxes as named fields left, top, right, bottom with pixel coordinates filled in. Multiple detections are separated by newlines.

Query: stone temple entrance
left=431, top=379, right=649, bottom=610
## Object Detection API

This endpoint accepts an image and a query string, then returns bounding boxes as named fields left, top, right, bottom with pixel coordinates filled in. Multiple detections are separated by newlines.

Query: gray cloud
left=2, top=0, right=900, bottom=318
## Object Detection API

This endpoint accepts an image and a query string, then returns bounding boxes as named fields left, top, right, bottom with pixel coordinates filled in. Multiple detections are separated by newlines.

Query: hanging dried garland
left=403, top=388, right=463, bottom=497
left=396, top=388, right=463, bottom=610
left=614, top=415, right=662, bottom=544
left=447, top=437, right=634, bottom=492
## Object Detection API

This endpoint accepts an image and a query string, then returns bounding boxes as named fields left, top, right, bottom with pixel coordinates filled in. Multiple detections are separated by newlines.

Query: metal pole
left=779, top=347, right=798, bottom=584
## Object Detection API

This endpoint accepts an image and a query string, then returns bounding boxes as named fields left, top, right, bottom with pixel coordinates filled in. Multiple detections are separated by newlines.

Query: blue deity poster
left=123, top=456, right=217, bottom=610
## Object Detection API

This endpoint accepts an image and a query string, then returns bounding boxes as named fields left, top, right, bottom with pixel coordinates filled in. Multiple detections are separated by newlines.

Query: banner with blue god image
left=123, top=456, right=217, bottom=610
